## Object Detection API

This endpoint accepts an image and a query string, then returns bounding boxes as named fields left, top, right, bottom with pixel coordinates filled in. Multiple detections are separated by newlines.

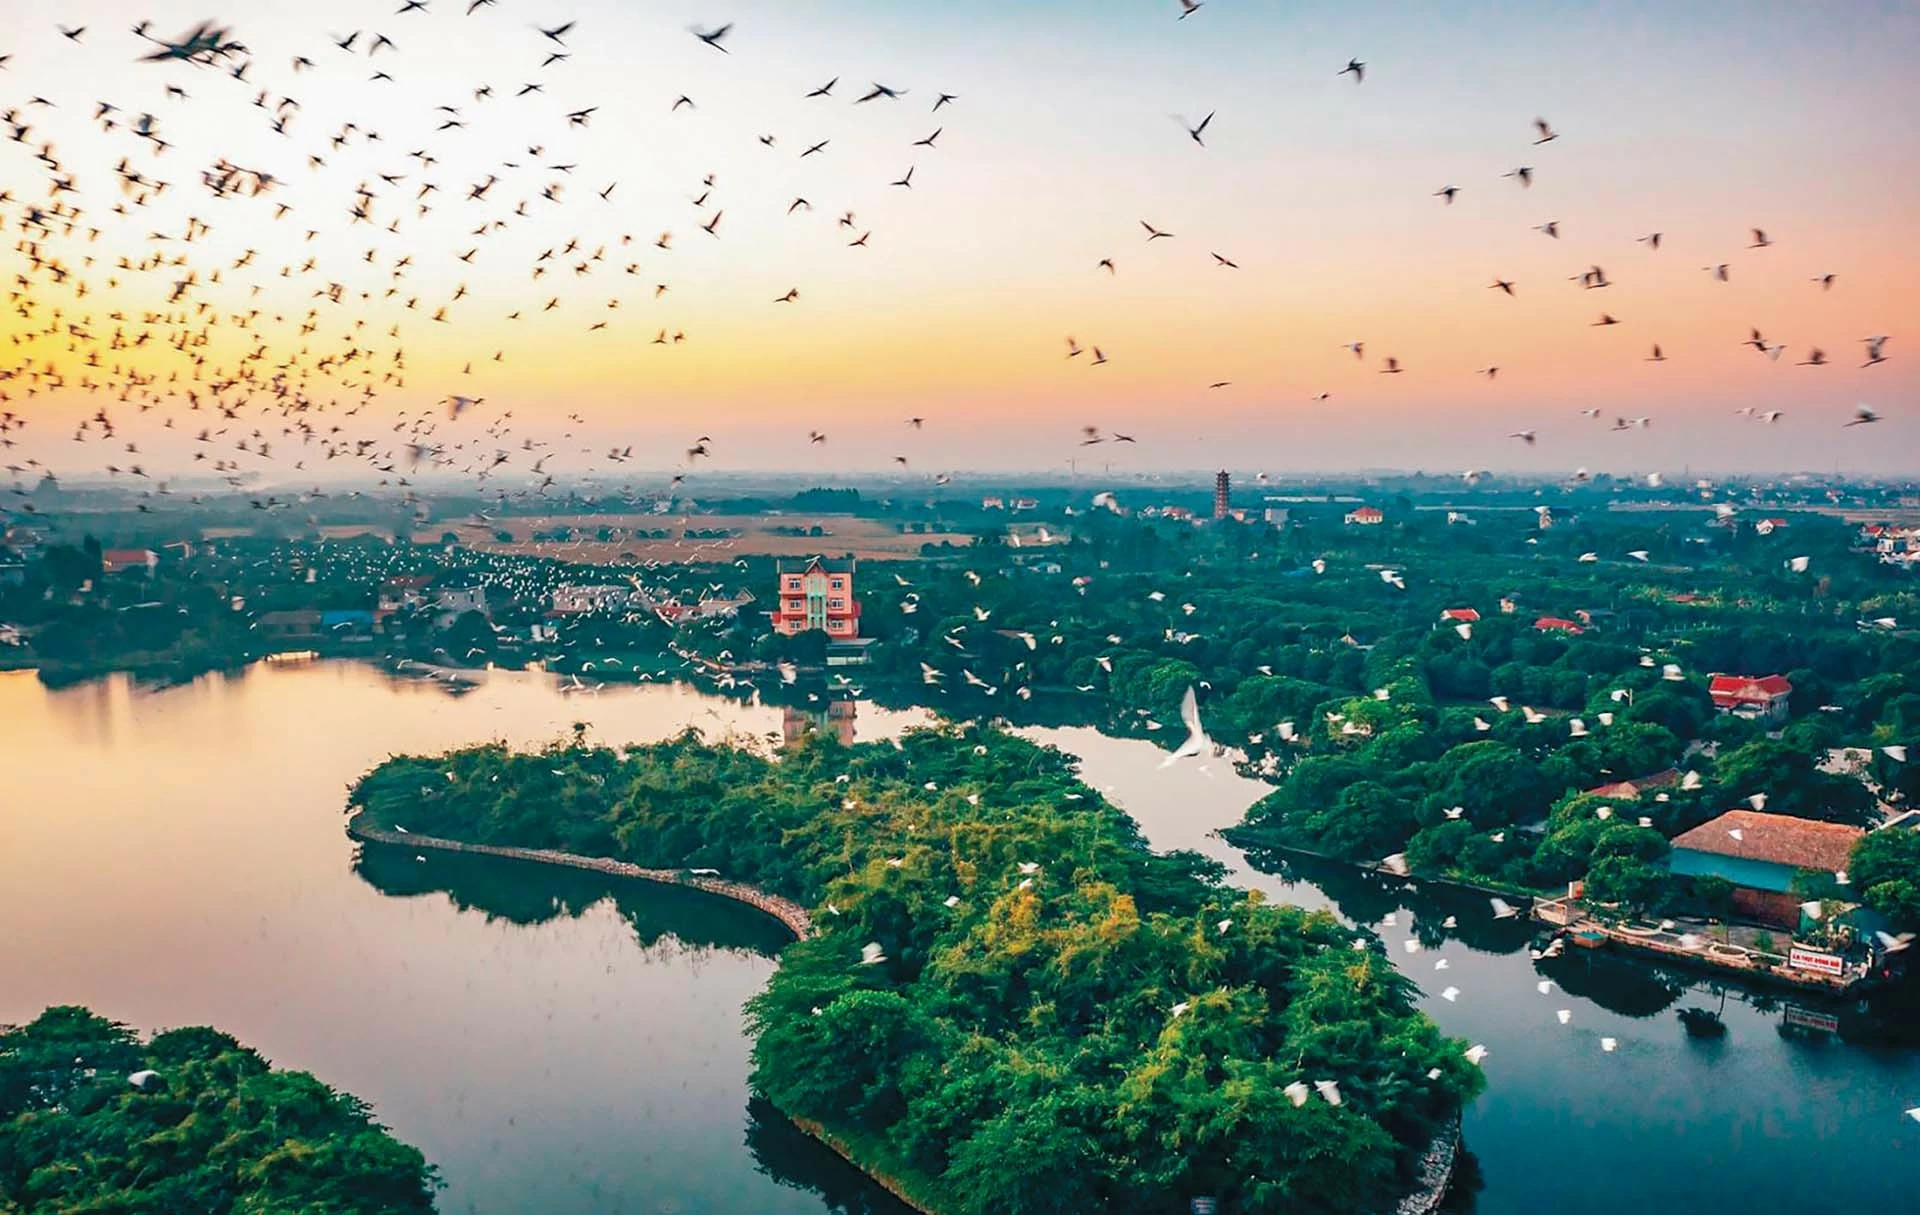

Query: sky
left=1, top=0, right=1916, bottom=488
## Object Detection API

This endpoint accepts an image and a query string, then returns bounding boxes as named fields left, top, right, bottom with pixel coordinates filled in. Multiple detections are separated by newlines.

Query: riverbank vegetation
left=0, top=1005, right=436, bottom=1214
left=782, top=501, right=1919, bottom=913
left=351, top=725, right=1483, bottom=1214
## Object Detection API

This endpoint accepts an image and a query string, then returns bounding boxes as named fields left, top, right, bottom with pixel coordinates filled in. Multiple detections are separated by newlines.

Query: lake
left=3, top=661, right=1916, bottom=1213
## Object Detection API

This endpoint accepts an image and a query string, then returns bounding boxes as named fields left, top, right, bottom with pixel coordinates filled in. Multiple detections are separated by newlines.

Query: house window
left=828, top=598, right=845, bottom=609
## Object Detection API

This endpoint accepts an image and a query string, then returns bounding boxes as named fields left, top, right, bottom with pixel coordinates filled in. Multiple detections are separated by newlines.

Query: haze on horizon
left=1, top=0, right=1915, bottom=491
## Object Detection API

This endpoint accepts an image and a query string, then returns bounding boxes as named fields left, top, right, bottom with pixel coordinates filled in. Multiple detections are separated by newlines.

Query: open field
left=413, top=513, right=976, bottom=564
left=1606, top=502, right=1920, bottom=525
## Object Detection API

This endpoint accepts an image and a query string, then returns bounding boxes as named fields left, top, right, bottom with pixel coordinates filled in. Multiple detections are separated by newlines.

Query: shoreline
left=1532, top=897, right=1882, bottom=997
left=785, top=1117, right=941, bottom=1215
left=348, top=818, right=1460, bottom=1215
left=1396, top=1115, right=1461, bottom=1215
left=344, top=819, right=815, bottom=939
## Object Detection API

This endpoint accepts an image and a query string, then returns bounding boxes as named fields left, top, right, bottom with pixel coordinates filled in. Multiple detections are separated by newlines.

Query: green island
left=0, top=1006, right=436, bottom=1214
left=349, top=726, right=1484, bottom=1214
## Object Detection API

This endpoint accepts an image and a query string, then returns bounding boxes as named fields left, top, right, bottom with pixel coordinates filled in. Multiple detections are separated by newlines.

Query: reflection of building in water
left=782, top=698, right=857, bottom=746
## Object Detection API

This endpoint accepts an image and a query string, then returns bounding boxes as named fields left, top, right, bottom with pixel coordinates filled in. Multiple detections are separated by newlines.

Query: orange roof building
left=1669, top=810, right=1862, bottom=926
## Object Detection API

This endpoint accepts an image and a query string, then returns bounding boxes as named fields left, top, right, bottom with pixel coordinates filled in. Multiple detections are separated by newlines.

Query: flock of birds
left=0, top=2, right=1903, bottom=517
left=2, top=8, right=984, bottom=509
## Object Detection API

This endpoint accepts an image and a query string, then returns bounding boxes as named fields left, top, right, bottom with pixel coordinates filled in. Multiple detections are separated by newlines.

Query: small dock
left=1531, top=895, right=1872, bottom=995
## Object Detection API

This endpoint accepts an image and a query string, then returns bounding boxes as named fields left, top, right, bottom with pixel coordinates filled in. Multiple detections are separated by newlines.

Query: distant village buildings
left=1345, top=506, right=1384, bottom=526
left=377, top=576, right=432, bottom=624
left=550, top=584, right=634, bottom=615
left=433, top=583, right=490, bottom=626
left=1861, top=523, right=1920, bottom=568
left=100, top=548, right=159, bottom=575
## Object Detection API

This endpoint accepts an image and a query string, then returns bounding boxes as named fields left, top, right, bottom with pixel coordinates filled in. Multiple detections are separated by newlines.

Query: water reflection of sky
left=3, top=661, right=1917, bottom=1215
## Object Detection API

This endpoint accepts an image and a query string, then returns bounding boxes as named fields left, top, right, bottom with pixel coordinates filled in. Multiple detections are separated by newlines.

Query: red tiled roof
left=1534, top=616, right=1584, bottom=633
left=1585, top=768, right=1682, bottom=799
left=1670, top=810, right=1861, bottom=872
left=1441, top=608, right=1481, bottom=622
left=1709, top=673, right=1792, bottom=699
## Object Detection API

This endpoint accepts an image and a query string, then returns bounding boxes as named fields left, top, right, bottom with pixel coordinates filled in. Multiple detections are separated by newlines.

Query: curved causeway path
left=346, top=819, right=816, bottom=940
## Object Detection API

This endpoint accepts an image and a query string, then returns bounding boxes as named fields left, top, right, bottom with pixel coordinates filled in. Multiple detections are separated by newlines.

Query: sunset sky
left=2, top=0, right=1916, bottom=482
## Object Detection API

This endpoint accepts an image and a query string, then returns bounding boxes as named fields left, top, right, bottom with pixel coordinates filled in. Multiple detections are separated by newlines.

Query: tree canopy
left=350, top=725, right=1482, bottom=1214
left=0, top=1006, right=436, bottom=1215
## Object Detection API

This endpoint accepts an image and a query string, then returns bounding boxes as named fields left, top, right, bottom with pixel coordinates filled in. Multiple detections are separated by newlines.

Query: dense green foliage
left=1850, top=829, right=1920, bottom=928
left=0, top=1006, right=436, bottom=1215
left=762, top=501, right=1920, bottom=900
left=351, top=726, right=1482, bottom=1214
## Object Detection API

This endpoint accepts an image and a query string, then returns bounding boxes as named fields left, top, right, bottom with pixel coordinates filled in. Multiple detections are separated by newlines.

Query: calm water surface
left=3, top=662, right=1916, bottom=1214
left=1, top=662, right=927, bottom=1215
